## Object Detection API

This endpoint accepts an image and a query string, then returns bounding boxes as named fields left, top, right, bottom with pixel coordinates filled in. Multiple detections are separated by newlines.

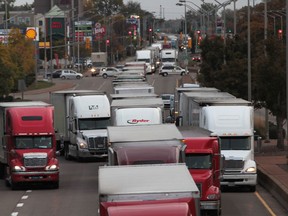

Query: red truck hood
left=189, top=169, right=212, bottom=183
left=12, top=149, right=55, bottom=159
left=107, top=203, right=191, bottom=216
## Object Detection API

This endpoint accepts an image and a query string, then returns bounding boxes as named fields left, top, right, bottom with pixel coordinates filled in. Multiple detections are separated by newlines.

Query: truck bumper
left=12, top=171, right=59, bottom=183
left=221, top=173, right=257, bottom=186
left=200, top=200, right=221, bottom=210
left=78, top=149, right=107, bottom=158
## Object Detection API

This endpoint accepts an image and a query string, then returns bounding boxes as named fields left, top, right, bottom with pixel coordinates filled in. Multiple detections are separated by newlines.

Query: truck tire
left=249, top=185, right=256, bottom=192
left=64, top=144, right=71, bottom=160
left=0, top=163, right=4, bottom=179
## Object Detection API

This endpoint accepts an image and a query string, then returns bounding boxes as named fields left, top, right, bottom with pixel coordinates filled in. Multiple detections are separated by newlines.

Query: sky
left=15, top=0, right=263, bottom=20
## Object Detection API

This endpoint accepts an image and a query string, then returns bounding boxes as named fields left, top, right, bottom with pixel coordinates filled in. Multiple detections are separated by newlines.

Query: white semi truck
left=110, top=97, right=164, bottom=126
left=136, top=49, right=155, bottom=74
left=50, top=90, right=111, bottom=161
left=177, top=90, right=257, bottom=191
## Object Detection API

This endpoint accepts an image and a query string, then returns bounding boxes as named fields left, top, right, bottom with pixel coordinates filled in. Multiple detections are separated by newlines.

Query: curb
left=257, top=166, right=288, bottom=211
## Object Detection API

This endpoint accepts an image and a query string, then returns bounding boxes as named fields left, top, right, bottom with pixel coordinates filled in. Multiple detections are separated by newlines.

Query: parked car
left=99, top=67, right=122, bottom=78
left=159, top=65, right=188, bottom=76
left=45, top=69, right=62, bottom=78
left=60, top=69, right=83, bottom=79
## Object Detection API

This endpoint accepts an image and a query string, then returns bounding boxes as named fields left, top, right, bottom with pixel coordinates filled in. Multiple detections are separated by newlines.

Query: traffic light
left=196, top=30, right=201, bottom=35
left=128, top=31, right=132, bottom=36
left=106, top=39, right=110, bottom=46
left=278, top=29, right=283, bottom=40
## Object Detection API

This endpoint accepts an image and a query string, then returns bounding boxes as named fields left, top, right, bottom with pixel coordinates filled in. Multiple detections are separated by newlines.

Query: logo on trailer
left=127, top=119, right=150, bottom=124
left=89, top=105, right=99, bottom=110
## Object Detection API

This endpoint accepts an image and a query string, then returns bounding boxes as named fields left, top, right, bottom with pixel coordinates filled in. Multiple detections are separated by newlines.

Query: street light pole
left=248, top=0, right=251, bottom=101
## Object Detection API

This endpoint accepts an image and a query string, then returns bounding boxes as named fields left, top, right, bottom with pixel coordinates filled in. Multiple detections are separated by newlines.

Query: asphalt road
left=1, top=72, right=287, bottom=216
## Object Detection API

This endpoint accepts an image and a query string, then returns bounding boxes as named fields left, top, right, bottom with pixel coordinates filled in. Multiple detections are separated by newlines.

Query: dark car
left=45, top=70, right=62, bottom=78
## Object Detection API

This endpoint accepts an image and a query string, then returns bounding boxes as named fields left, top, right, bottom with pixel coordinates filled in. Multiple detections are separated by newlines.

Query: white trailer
left=50, top=90, right=111, bottom=161
left=113, top=83, right=154, bottom=94
left=98, top=164, right=201, bottom=216
left=107, top=124, right=186, bottom=165
left=111, top=98, right=164, bottom=126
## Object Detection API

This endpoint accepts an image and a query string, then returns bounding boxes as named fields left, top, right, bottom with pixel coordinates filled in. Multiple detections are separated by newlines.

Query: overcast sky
left=16, top=0, right=263, bottom=20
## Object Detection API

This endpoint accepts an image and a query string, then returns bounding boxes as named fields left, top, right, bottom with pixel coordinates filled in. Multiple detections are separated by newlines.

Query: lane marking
left=16, top=203, right=24, bottom=207
left=21, top=195, right=29, bottom=200
left=11, top=213, right=18, bottom=216
left=255, top=191, right=277, bottom=216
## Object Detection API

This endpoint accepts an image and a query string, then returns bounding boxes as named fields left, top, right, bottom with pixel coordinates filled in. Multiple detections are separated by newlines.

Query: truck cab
left=179, top=126, right=223, bottom=216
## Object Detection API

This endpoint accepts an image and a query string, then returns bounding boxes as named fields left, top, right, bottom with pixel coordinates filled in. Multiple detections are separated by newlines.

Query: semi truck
left=136, top=49, right=155, bottom=73
left=0, top=101, right=59, bottom=189
left=110, top=98, right=164, bottom=126
left=177, top=90, right=257, bottom=191
left=50, top=90, right=111, bottom=161
left=91, top=52, right=107, bottom=67
left=98, top=164, right=201, bottom=216
left=107, top=124, right=186, bottom=165
left=160, top=48, right=178, bottom=65
left=179, top=126, right=223, bottom=216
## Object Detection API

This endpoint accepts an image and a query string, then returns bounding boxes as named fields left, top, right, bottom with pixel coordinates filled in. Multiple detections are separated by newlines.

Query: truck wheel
left=10, top=181, right=18, bottom=190
left=249, top=185, right=256, bottom=192
left=64, top=144, right=72, bottom=160
left=52, top=181, right=59, bottom=189
left=102, top=74, right=108, bottom=79
left=0, top=163, right=4, bottom=179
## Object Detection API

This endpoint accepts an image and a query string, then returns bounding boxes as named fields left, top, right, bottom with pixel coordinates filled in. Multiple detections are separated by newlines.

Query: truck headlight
left=12, top=166, right=26, bottom=172
left=245, top=167, right=256, bottom=173
left=207, top=193, right=220, bottom=200
left=45, top=164, right=59, bottom=171
left=79, top=142, right=88, bottom=149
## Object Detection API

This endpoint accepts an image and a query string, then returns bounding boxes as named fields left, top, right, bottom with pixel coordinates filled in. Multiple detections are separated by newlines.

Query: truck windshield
left=220, top=136, right=251, bottom=150
left=185, top=154, right=212, bottom=169
left=78, top=117, right=111, bottom=130
left=15, top=136, right=53, bottom=149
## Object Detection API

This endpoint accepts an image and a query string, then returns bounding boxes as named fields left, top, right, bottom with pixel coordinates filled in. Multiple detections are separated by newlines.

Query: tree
left=254, top=38, right=286, bottom=150
left=0, top=44, right=16, bottom=97
left=91, top=0, right=124, bottom=17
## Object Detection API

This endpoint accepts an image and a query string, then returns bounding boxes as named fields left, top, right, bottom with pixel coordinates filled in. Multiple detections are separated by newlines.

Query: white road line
left=11, top=212, right=18, bottom=216
left=16, top=203, right=24, bottom=207
left=21, top=195, right=29, bottom=200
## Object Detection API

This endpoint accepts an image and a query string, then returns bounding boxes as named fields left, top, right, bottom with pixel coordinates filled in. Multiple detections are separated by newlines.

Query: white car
left=60, top=69, right=83, bottom=79
left=159, top=65, right=188, bottom=77
left=99, top=67, right=122, bottom=78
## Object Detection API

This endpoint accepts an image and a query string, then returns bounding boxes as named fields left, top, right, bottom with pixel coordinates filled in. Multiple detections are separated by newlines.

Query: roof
left=107, top=124, right=183, bottom=142
left=99, top=164, right=199, bottom=196
left=193, top=97, right=251, bottom=106
left=50, top=90, right=104, bottom=95
left=0, top=101, right=51, bottom=108
left=183, top=91, right=235, bottom=99
left=110, top=93, right=158, bottom=99
left=176, top=87, right=219, bottom=93
left=111, top=98, right=163, bottom=108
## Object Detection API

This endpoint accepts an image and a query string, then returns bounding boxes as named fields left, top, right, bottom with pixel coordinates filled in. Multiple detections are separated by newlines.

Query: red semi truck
left=179, top=126, right=223, bottom=216
left=98, top=164, right=201, bottom=216
left=0, top=101, right=59, bottom=189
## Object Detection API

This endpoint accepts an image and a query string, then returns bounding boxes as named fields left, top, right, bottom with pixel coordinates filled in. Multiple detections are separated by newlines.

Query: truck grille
left=224, top=160, right=244, bottom=170
left=88, top=137, right=107, bottom=150
left=23, top=153, right=47, bottom=168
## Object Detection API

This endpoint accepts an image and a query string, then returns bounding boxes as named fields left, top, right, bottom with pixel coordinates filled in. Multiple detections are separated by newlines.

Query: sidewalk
left=255, top=140, right=288, bottom=211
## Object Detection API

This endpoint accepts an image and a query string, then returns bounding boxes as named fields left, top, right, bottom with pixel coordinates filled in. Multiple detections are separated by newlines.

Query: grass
left=27, top=80, right=55, bottom=91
